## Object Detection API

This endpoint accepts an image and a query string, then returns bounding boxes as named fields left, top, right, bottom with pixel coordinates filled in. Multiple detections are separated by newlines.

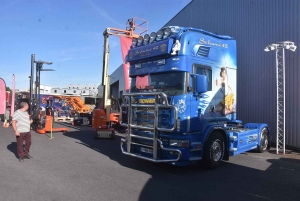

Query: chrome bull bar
left=120, top=92, right=179, bottom=162
left=121, top=138, right=182, bottom=162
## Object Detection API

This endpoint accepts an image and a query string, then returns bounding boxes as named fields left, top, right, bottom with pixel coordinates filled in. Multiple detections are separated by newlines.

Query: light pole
left=264, top=41, right=297, bottom=155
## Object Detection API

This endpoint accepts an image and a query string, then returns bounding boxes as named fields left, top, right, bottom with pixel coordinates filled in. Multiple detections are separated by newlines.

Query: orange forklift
left=29, top=54, right=68, bottom=134
left=92, top=17, right=148, bottom=139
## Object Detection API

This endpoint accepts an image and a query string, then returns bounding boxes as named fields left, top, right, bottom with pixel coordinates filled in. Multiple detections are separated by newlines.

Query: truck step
left=189, top=156, right=202, bottom=161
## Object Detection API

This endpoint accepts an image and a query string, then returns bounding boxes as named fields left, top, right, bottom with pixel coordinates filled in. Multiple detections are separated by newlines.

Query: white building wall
left=50, top=84, right=99, bottom=96
left=110, top=64, right=126, bottom=99
left=39, top=85, right=52, bottom=94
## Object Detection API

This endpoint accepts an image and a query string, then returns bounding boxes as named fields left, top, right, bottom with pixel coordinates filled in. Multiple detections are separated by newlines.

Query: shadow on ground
left=7, top=142, right=18, bottom=159
left=63, top=128, right=300, bottom=201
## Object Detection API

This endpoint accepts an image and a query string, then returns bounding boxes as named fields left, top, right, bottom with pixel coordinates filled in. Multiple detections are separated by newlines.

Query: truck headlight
left=170, top=139, right=189, bottom=147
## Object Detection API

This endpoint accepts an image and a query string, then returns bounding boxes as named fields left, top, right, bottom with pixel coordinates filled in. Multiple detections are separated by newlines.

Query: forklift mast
left=29, top=54, right=53, bottom=129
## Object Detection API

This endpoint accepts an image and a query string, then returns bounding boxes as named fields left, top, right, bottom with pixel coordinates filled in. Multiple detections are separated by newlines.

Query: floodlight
left=137, top=36, right=143, bottom=43
left=137, top=36, right=144, bottom=46
left=150, top=32, right=156, bottom=43
left=264, top=40, right=296, bottom=155
left=143, top=34, right=150, bottom=44
left=270, top=45, right=276, bottom=50
left=156, top=30, right=163, bottom=41
left=163, top=27, right=171, bottom=39
left=289, top=45, right=297, bottom=52
left=132, top=38, right=137, bottom=47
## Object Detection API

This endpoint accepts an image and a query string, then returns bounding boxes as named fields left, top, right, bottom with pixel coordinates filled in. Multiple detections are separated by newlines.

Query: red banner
left=0, top=78, right=6, bottom=115
left=119, top=36, right=132, bottom=92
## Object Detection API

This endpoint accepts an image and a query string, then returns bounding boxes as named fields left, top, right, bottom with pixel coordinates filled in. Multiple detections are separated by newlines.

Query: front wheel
left=258, top=127, right=269, bottom=153
left=203, top=132, right=225, bottom=169
left=111, top=130, right=115, bottom=140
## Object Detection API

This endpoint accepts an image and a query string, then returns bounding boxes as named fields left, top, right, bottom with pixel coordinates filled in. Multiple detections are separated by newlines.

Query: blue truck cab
left=120, top=26, right=270, bottom=168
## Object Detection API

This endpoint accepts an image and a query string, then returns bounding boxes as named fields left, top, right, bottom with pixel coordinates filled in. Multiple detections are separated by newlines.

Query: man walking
left=12, top=102, right=33, bottom=162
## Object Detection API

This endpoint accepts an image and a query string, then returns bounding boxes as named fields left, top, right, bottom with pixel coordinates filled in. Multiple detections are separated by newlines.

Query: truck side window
left=193, top=64, right=212, bottom=91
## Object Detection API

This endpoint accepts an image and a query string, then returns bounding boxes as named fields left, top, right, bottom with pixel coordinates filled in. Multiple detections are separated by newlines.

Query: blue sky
left=0, top=0, right=191, bottom=90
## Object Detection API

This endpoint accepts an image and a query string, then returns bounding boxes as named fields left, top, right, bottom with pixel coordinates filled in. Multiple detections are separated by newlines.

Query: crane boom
left=102, top=28, right=110, bottom=119
left=93, top=17, right=148, bottom=138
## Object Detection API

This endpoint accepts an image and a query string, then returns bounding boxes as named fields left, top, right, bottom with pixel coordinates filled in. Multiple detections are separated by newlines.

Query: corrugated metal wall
left=111, top=64, right=126, bottom=98
left=165, top=0, right=300, bottom=148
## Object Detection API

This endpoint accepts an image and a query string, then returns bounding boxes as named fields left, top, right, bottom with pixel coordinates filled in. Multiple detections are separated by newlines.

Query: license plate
left=140, top=147, right=153, bottom=154
left=98, top=133, right=111, bottom=138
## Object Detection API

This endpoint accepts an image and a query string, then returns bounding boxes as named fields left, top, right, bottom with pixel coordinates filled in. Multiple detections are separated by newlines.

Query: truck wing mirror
left=196, top=74, right=208, bottom=93
left=191, top=74, right=208, bottom=94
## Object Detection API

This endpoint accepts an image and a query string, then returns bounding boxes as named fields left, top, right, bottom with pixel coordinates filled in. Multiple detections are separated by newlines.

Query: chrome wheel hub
left=211, top=140, right=222, bottom=161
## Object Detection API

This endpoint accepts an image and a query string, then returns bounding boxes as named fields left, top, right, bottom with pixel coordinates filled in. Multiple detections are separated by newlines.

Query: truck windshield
left=130, top=72, right=186, bottom=96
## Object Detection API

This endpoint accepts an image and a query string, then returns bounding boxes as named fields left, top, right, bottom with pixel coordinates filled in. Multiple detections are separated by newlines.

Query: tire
left=111, top=130, right=115, bottom=140
left=94, top=132, right=98, bottom=139
left=258, top=127, right=269, bottom=153
left=203, top=132, right=225, bottom=169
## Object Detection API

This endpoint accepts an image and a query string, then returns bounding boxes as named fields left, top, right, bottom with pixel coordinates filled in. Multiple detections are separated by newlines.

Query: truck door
left=192, top=63, right=215, bottom=119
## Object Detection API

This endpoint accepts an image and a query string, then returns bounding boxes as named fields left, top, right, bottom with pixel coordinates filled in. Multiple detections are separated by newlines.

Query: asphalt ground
left=1, top=123, right=300, bottom=201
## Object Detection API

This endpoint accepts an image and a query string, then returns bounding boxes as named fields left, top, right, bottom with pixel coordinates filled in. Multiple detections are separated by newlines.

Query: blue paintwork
left=123, top=26, right=269, bottom=165
left=127, top=39, right=173, bottom=62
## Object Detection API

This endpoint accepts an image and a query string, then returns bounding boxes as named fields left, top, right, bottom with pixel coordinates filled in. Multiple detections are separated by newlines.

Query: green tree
left=6, top=86, right=12, bottom=92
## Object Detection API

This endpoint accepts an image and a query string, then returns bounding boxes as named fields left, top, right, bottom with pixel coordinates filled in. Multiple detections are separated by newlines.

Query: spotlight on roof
left=289, top=45, right=297, bottom=52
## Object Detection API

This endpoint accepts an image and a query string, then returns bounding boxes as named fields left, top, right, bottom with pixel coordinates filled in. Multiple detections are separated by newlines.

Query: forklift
left=29, top=54, right=68, bottom=134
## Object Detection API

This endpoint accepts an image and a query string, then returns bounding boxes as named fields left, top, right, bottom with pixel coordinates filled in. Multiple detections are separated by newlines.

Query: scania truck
left=120, top=26, right=270, bottom=168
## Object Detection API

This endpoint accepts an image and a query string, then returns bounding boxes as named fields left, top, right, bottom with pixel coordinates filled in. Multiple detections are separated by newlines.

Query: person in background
left=12, top=102, right=33, bottom=162
left=3, top=106, right=11, bottom=127
left=61, top=102, right=70, bottom=117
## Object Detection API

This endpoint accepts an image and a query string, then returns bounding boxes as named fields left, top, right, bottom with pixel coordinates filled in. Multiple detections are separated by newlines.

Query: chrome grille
left=138, top=113, right=154, bottom=121
left=121, top=92, right=177, bottom=132
left=132, top=107, right=155, bottom=128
